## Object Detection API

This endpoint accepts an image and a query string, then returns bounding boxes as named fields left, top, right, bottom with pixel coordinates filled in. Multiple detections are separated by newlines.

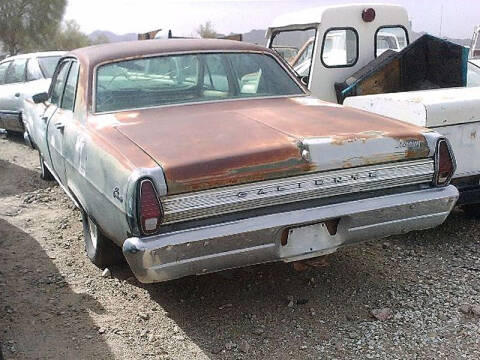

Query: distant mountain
left=88, top=30, right=137, bottom=43
left=411, top=31, right=471, bottom=46
left=243, top=29, right=267, bottom=45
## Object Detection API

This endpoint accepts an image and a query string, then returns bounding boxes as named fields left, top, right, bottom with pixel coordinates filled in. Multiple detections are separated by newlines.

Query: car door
left=23, top=57, right=53, bottom=145
left=44, top=59, right=72, bottom=185
left=0, top=58, right=27, bottom=132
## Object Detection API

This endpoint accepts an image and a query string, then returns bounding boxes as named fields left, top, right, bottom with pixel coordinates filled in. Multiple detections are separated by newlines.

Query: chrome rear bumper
left=123, top=185, right=458, bottom=283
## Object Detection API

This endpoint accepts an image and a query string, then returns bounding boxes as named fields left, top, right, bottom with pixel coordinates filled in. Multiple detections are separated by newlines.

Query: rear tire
left=81, top=210, right=124, bottom=268
left=462, top=204, right=480, bottom=218
left=39, top=153, right=54, bottom=181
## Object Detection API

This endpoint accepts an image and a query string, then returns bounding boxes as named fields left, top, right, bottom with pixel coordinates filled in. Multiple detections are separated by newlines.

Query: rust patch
left=87, top=97, right=434, bottom=195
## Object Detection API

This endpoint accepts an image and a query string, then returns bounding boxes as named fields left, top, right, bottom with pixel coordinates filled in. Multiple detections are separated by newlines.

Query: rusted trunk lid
left=111, top=97, right=431, bottom=195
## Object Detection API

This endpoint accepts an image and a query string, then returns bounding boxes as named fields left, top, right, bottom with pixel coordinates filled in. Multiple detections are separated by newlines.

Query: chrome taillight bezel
left=137, top=178, right=164, bottom=235
left=433, top=138, right=456, bottom=187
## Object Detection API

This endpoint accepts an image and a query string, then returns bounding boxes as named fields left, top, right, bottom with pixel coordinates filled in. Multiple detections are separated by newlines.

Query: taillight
left=138, top=179, right=163, bottom=235
left=434, top=139, right=456, bottom=186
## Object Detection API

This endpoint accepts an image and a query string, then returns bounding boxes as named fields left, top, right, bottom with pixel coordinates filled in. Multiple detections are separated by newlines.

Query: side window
left=51, top=61, right=71, bottom=106
left=61, top=61, right=79, bottom=111
left=26, top=59, right=43, bottom=81
left=376, top=26, right=409, bottom=57
left=229, top=54, right=264, bottom=94
left=0, top=61, right=11, bottom=85
left=321, top=28, right=358, bottom=67
left=5, top=59, right=27, bottom=84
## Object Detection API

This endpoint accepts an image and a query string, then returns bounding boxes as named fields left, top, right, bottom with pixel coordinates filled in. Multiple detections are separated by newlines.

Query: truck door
left=44, top=59, right=72, bottom=186
left=0, top=58, right=27, bottom=132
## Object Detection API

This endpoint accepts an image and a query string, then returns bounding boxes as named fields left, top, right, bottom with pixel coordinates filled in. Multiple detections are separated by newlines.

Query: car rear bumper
left=123, top=185, right=458, bottom=283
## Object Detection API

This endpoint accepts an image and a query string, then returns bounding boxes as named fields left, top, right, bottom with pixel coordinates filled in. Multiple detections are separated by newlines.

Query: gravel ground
left=1, top=135, right=480, bottom=359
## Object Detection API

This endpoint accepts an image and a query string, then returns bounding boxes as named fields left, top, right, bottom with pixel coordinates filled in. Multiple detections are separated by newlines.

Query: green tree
left=0, top=0, right=66, bottom=55
left=197, top=21, right=218, bottom=39
left=52, top=20, right=92, bottom=50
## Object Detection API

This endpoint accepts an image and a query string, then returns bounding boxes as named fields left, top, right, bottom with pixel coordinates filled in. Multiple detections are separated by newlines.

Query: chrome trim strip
left=161, top=159, right=435, bottom=224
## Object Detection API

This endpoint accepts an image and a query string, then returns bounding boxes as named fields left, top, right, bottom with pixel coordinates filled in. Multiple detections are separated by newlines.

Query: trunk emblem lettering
left=226, top=169, right=387, bottom=201
left=113, top=187, right=124, bottom=203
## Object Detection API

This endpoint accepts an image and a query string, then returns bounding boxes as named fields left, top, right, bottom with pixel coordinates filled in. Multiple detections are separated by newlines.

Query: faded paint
left=108, top=96, right=432, bottom=194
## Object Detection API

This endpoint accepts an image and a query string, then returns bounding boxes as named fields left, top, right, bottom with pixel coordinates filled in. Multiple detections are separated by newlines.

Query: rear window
left=38, top=56, right=62, bottom=78
left=375, top=26, right=409, bottom=57
left=95, top=52, right=304, bottom=113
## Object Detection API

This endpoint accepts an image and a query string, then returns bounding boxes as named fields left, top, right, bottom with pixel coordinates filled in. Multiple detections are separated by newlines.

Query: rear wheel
left=81, top=210, right=124, bottom=268
left=462, top=204, right=480, bottom=218
left=39, top=153, right=54, bottom=181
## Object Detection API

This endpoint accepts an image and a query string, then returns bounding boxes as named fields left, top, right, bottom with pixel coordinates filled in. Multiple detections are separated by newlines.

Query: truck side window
left=51, top=61, right=71, bottom=106
left=61, top=61, right=79, bottom=111
left=375, top=26, right=408, bottom=57
left=321, top=28, right=358, bottom=67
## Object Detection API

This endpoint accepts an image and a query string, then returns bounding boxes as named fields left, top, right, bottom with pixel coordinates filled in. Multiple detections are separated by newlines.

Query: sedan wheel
left=39, top=153, right=54, bottom=181
left=81, top=210, right=124, bottom=268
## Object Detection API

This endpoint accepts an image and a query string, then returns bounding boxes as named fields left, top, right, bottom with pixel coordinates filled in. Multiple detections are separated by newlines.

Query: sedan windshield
left=38, top=56, right=62, bottom=78
left=95, top=52, right=304, bottom=112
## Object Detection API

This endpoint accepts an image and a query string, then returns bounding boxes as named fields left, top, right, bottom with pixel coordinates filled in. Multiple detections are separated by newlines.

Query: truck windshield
left=270, top=29, right=317, bottom=77
left=95, top=52, right=304, bottom=113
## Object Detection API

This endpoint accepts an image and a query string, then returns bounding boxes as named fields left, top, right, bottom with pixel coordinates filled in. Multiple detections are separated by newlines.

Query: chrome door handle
left=55, top=122, right=65, bottom=131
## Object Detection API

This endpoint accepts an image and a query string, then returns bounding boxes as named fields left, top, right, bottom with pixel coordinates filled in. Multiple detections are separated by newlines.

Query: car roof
left=1, top=51, right=66, bottom=62
left=68, top=39, right=272, bottom=68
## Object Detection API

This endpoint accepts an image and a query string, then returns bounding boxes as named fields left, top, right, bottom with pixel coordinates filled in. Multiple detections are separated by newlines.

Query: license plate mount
left=279, top=222, right=342, bottom=262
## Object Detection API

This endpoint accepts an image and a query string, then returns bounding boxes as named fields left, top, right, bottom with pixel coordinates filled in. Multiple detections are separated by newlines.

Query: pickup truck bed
left=345, top=87, right=480, bottom=206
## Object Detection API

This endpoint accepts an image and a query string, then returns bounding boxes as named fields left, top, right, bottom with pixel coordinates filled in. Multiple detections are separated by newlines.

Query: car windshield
left=38, top=56, right=62, bottom=78
left=95, top=52, right=304, bottom=113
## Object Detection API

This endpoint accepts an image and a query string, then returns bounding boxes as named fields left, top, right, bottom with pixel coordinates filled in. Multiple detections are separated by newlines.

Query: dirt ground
left=1, top=135, right=480, bottom=360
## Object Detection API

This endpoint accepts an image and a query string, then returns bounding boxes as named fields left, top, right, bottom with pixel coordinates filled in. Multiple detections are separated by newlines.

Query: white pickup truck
left=267, top=3, right=480, bottom=215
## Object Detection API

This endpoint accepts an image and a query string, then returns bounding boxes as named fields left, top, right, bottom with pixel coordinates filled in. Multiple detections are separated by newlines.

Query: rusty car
left=30, top=39, right=458, bottom=283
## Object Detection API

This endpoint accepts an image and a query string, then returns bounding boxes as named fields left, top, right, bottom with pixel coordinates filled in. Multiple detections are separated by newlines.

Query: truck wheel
left=462, top=204, right=480, bottom=218
left=39, top=153, right=54, bottom=181
left=81, top=210, right=124, bottom=268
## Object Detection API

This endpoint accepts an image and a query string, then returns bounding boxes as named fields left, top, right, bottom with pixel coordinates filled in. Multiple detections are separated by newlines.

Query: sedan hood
left=111, top=97, right=431, bottom=195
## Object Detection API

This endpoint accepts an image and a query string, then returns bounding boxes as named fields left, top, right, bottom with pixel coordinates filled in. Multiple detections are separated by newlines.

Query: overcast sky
left=65, top=0, right=478, bottom=40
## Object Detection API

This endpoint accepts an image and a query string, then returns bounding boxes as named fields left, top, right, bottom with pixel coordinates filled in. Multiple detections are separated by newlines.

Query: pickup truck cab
left=268, top=3, right=480, bottom=215
left=31, top=39, right=457, bottom=283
